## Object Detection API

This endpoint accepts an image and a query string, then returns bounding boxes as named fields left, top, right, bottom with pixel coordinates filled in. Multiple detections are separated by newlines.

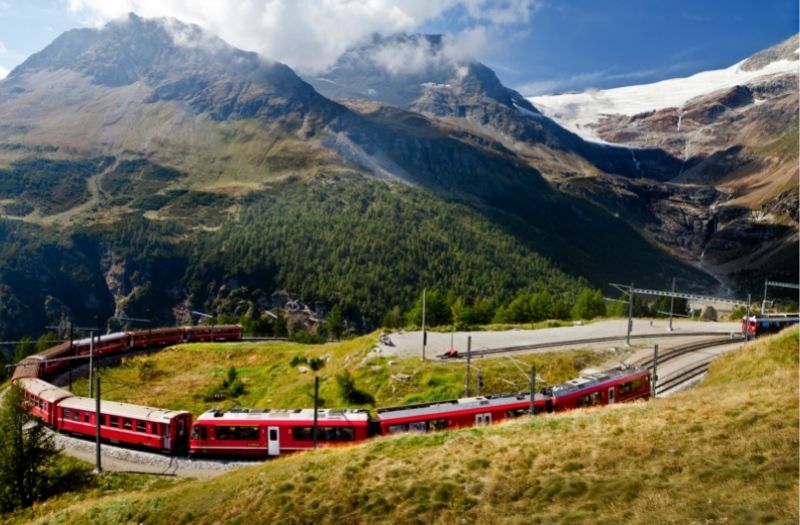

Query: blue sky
left=0, top=0, right=797, bottom=95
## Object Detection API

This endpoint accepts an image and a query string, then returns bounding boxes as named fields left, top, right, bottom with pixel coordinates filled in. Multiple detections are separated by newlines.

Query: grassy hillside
left=71, top=335, right=611, bottom=414
left=9, top=329, right=797, bottom=525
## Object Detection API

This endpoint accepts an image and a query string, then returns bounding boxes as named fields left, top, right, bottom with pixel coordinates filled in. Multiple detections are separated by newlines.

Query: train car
left=184, top=324, right=243, bottom=343
left=11, top=341, right=76, bottom=380
left=374, top=392, right=551, bottom=435
left=17, top=377, right=74, bottom=427
left=56, top=396, right=192, bottom=454
left=548, top=365, right=651, bottom=412
left=129, top=327, right=184, bottom=349
left=72, top=332, right=130, bottom=357
left=189, top=407, right=370, bottom=457
left=742, top=313, right=800, bottom=337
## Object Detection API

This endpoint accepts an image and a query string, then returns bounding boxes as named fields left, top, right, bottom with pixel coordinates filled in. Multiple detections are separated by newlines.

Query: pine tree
left=0, top=384, right=58, bottom=511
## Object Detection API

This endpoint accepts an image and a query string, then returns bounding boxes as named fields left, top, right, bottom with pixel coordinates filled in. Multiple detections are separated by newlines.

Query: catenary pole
left=421, top=289, right=427, bottom=361
left=529, top=365, right=536, bottom=415
left=668, top=278, right=676, bottom=332
left=465, top=336, right=472, bottom=396
left=626, top=282, right=634, bottom=346
left=651, top=344, right=659, bottom=398
left=95, top=376, right=102, bottom=473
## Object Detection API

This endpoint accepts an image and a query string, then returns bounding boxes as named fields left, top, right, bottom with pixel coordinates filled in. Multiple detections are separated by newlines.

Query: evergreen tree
left=0, top=384, right=58, bottom=511
left=326, top=304, right=344, bottom=341
left=571, top=288, right=606, bottom=320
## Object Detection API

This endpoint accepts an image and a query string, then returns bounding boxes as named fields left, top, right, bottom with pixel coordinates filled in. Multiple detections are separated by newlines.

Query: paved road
left=377, top=319, right=742, bottom=359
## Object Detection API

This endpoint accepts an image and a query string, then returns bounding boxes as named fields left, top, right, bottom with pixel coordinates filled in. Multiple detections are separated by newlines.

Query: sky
left=0, top=0, right=797, bottom=95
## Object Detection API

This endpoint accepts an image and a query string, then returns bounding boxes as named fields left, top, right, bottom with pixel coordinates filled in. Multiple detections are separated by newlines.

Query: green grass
left=71, top=334, right=611, bottom=415
left=17, top=328, right=799, bottom=524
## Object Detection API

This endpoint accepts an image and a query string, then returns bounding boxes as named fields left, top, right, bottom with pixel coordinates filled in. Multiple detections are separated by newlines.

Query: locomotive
left=13, top=326, right=651, bottom=458
left=741, top=313, right=799, bottom=337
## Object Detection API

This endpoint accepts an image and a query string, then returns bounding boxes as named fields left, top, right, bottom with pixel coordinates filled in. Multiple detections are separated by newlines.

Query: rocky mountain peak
left=5, top=13, right=339, bottom=123
left=740, top=33, right=799, bottom=72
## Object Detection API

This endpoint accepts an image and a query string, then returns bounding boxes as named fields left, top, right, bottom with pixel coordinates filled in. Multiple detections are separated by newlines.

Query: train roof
left=59, top=396, right=190, bottom=422
left=72, top=331, right=128, bottom=346
left=376, top=393, right=549, bottom=421
left=744, top=313, right=799, bottom=321
left=17, top=378, right=74, bottom=403
left=195, top=407, right=370, bottom=424
left=550, top=365, right=648, bottom=397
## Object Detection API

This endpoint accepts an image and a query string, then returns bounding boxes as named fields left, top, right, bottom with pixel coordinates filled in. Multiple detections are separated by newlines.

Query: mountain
left=0, top=15, right=719, bottom=339
left=529, top=35, right=799, bottom=288
left=309, top=33, right=682, bottom=182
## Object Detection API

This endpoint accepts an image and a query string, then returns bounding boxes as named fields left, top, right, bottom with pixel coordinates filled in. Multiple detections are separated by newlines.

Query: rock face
left=529, top=34, right=799, bottom=289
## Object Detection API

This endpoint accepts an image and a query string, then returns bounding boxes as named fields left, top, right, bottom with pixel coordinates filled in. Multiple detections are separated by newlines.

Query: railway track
left=655, top=360, right=712, bottom=396
left=439, top=331, right=742, bottom=359
left=634, top=336, right=743, bottom=370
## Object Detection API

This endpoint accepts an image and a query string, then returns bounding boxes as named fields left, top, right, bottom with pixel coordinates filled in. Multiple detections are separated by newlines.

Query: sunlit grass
left=70, top=333, right=611, bottom=415
left=29, top=328, right=798, bottom=525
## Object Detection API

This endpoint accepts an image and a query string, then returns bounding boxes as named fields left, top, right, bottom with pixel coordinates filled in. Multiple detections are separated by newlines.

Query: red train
left=12, top=325, right=244, bottom=381
left=13, top=323, right=651, bottom=458
left=190, top=408, right=371, bottom=457
left=741, top=313, right=799, bottom=337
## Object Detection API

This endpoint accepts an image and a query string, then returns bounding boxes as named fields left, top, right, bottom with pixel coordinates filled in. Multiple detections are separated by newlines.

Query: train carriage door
left=267, top=426, right=280, bottom=456
left=161, top=424, right=171, bottom=451
left=608, top=387, right=616, bottom=405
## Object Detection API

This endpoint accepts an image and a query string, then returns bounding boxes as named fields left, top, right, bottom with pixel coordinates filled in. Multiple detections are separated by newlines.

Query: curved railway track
left=439, top=331, right=742, bottom=359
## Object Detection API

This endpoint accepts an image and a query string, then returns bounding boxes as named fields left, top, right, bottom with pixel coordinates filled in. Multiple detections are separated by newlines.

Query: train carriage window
left=63, top=408, right=72, bottom=420
left=630, top=379, right=642, bottom=391
left=108, top=416, right=119, bottom=428
left=387, top=424, right=408, bottom=434
left=136, top=421, right=147, bottom=433
left=123, top=419, right=133, bottom=431
left=82, top=412, right=91, bottom=423
left=619, top=382, right=632, bottom=395
left=577, top=391, right=602, bottom=407
left=408, top=421, right=428, bottom=432
left=215, top=426, right=260, bottom=441
left=430, top=418, right=447, bottom=431
left=72, top=410, right=80, bottom=421
left=291, top=426, right=355, bottom=442
left=191, top=425, right=207, bottom=440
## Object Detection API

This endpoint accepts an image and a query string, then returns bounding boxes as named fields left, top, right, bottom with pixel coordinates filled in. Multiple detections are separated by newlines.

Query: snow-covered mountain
left=529, top=35, right=799, bottom=143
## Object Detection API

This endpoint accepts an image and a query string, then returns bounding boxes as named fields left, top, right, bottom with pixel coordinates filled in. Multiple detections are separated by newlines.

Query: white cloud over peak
left=67, top=0, right=538, bottom=74
left=0, top=66, right=8, bottom=79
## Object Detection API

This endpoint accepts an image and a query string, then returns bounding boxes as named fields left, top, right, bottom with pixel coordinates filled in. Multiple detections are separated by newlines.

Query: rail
left=439, top=330, right=740, bottom=359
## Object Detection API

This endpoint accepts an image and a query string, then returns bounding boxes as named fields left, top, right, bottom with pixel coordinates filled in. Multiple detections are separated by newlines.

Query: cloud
left=0, top=66, right=8, bottom=79
left=67, top=0, right=538, bottom=73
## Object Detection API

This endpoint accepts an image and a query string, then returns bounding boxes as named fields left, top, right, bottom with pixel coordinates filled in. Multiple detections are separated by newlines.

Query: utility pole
left=68, top=322, right=74, bottom=391
left=761, top=280, right=769, bottom=314
left=668, top=278, right=676, bottom=332
left=529, top=365, right=536, bottom=415
left=626, top=282, right=635, bottom=346
left=651, top=344, right=659, bottom=399
left=476, top=368, right=482, bottom=397
left=95, top=376, right=102, bottom=473
left=421, top=289, right=427, bottom=361
left=744, top=294, right=752, bottom=340
left=465, top=336, right=472, bottom=397
left=312, top=375, right=319, bottom=449
left=89, top=330, right=95, bottom=397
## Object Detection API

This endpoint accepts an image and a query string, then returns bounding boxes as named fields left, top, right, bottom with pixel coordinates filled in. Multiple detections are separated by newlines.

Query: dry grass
left=13, top=328, right=798, bottom=525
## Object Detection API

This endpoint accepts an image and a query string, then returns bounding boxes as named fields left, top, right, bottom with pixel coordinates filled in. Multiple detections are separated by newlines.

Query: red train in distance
left=546, top=365, right=651, bottom=411
left=374, top=392, right=551, bottom=435
left=11, top=325, right=244, bottom=381
left=741, top=313, right=800, bottom=337
left=189, top=408, right=371, bottom=457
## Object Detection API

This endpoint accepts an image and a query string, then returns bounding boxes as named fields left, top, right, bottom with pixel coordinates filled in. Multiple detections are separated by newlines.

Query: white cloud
left=0, top=66, right=9, bottom=79
left=67, top=0, right=538, bottom=74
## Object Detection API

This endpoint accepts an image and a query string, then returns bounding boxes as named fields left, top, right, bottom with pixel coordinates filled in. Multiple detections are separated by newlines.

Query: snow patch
left=529, top=56, right=799, bottom=141
left=513, top=102, right=543, bottom=119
